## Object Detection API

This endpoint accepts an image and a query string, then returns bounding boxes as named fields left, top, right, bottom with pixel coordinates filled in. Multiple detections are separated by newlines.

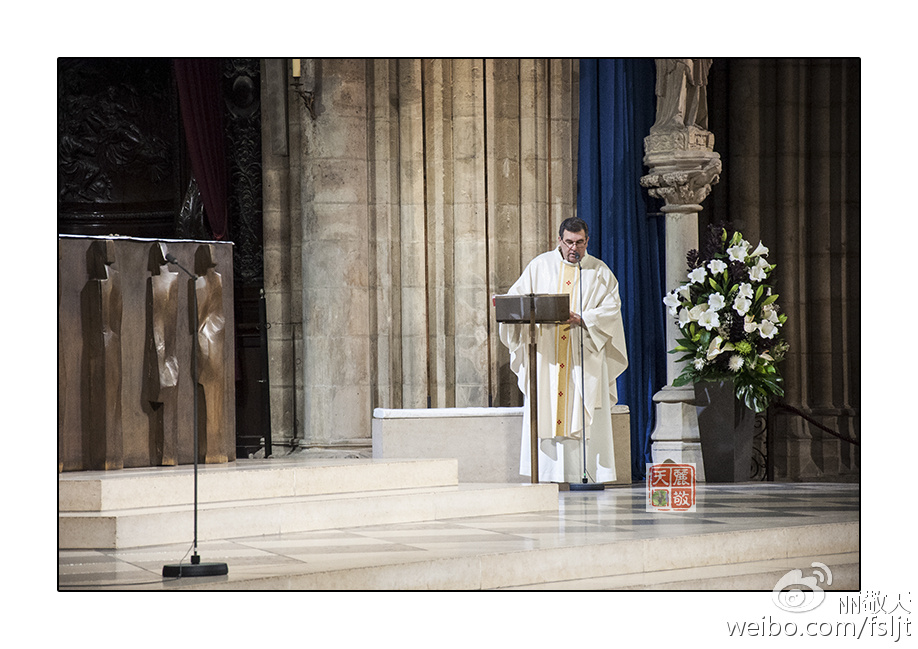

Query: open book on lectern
left=493, top=293, right=569, bottom=324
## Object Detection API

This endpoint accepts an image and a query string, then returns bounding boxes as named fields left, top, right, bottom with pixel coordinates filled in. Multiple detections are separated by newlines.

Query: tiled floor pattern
left=58, top=482, right=858, bottom=590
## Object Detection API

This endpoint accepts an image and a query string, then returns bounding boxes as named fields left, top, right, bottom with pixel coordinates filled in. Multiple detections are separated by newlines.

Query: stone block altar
left=58, top=235, right=236, bottom=471
left=372, top=405, right=632, bottom=484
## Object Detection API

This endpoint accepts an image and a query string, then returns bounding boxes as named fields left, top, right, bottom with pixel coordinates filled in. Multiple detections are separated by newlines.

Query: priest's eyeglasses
left=561, top=237, right=587, bottom=249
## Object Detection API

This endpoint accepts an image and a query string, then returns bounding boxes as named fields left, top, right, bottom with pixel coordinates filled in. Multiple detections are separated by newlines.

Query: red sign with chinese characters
left=647, top=463, right=696, bottom=512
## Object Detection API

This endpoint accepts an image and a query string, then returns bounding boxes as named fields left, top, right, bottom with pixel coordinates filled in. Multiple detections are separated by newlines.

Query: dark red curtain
left=173, top=59, right=228, bottom=240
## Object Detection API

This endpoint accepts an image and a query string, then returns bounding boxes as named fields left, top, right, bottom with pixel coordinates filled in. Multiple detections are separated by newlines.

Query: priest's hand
left=567, top=312, right=585, bottom=328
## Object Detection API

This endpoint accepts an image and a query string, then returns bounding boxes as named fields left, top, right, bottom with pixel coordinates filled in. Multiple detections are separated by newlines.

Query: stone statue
left=82, top=239, right=124, bottom=470
left=651, top=59, right=712, bottom=133
left=144, top=242, right=179, bottom=465
left=194, top=244, right=228, bottom=463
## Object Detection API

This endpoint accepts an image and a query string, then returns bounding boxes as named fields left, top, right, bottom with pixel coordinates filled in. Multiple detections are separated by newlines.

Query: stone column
left=262, top=58, right=302, bottom=453
left=641, top=59, right=721, bottom=480
left=451, top=59, right=490, bottom=406
left=300, top=59, right=373, bottom=452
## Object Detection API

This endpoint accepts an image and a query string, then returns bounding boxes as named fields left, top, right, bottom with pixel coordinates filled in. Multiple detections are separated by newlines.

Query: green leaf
left=763, top=294, right=779, bottom=306
left=672, top=374, right=693, bottom=387
left=698, top=330, right=711, bottom=348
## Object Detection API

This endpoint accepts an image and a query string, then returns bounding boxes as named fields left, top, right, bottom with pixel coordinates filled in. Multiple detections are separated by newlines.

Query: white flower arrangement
left=663, top=225, right=789, bottom=413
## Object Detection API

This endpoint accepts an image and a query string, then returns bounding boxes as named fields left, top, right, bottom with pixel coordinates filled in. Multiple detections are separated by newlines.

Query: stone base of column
left=651, top=440, right=705, bottom=480
left=650, top=385, right=707, bottom=481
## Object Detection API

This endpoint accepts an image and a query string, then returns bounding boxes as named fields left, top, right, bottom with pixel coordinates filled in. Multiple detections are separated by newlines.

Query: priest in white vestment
left=499, top=217, right=628, bottom=483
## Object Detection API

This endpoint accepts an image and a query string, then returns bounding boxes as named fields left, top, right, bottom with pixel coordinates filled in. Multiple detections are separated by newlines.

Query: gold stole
left=553, top=261, right=579, bottom=437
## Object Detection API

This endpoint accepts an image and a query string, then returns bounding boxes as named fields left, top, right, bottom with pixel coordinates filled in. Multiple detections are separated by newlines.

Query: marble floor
left=58, top=481, right=859, bottom=591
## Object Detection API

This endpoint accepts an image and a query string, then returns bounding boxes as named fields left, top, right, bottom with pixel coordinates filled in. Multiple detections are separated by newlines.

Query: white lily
left=751, top=241, right=769, bottom=257
left=698, top=309, right=720, bottom=331
left=688, top=267, right=707, bottom=284
left=663, top=291, right=681, bottom=315
left=708, top=292, right=726, bottom=311
left=678, top=308, right=691, bottom=327
left=727, top=242, right=750, bottom=262
left=737, top=282, right=754, bottom=299
left=758, top=320, right=778, bottom=339
left=744, top=315, right=758, bottom=333
left=708, top=259, right=728, bottom=274
left=689, top=304, right=708, bottom=321
left=733, top=295, right=752, bottom=316
left=762, top=303, right=780, bottom=323
left=748, top=264, right=768, bottom=282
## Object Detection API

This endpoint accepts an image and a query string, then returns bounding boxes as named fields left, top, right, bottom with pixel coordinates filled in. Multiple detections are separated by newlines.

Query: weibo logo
left=772, top=562, right=833, bottom=613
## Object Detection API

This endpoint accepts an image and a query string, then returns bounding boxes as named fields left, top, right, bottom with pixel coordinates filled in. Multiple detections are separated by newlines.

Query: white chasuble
left=499, top=249, right=628, bottom=483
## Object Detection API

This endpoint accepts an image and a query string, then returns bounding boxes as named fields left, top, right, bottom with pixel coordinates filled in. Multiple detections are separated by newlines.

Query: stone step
left=160, top=521, right=858, bottom=590
left=59, top=482, right=559, bottom=550
left=502, top=552, right=861, bottom=591
left=59, top=458, right=460, bottom=512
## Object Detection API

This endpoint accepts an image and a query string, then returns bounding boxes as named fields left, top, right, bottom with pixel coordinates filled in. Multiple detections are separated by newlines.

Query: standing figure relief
left=194, top=244, right=228, bottom=463
left=144, top=242, right=179, bottom=465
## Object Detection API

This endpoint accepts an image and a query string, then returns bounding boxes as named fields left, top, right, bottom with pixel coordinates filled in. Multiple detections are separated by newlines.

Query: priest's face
left=558, top=229, right=588, bottom=263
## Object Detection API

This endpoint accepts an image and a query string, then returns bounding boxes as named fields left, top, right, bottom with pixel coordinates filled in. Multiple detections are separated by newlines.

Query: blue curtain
left=577, top=59, right=665, bottom=482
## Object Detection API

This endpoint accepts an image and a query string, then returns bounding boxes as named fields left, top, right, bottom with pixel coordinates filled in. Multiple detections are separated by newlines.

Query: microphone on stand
left=570, top=248, right=604, bottom=491
left=162, top=251, right=229, bottom=578
left=578, top=253, right=586, bottom=483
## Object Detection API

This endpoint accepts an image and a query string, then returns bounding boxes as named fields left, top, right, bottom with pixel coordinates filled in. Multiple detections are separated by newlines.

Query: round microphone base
left=163, top=561, right=228, bottom=578
left=163, top=553, right=228, bottom=578
left=569, top=482, right=605, bottom=492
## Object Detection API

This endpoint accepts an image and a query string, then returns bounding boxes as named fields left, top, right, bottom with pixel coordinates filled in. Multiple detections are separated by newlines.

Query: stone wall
left=261, top=59, right=579, bottom=455
left=706, top=58, right=860, bottom=481
left=262, top=57, right=859, bottom=482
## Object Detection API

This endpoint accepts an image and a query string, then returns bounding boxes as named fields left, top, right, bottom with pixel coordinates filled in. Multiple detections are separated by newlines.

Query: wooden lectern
left=495, top=293, right=570, bottom=483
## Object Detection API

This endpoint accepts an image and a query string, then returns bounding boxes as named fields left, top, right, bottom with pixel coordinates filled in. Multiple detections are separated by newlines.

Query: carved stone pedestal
left=644, top=126, right=714, bottom=165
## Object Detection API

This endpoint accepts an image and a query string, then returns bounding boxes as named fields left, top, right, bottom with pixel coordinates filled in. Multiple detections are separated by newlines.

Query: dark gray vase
left=695, top=381, right=757, bottom=482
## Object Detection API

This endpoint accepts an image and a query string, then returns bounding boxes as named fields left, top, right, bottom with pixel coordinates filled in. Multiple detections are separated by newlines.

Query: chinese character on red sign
left=646, top=463, right=696, bottom=512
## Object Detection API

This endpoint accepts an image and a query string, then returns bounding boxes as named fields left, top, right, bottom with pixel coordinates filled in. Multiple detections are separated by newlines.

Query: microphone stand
left=570, top=253, right=604, bottom=492
left=162, top=252, right=229, bottom=578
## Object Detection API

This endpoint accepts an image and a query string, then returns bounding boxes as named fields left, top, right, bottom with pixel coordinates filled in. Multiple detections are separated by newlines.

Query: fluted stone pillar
left=641, top=59, right=721, bottom=481
left=300, top=59, right=374, bottom=452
